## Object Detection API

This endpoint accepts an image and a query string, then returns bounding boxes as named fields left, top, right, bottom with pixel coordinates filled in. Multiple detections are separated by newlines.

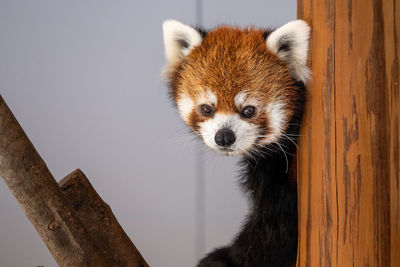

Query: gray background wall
left=0, top=1, right=295, bottom=266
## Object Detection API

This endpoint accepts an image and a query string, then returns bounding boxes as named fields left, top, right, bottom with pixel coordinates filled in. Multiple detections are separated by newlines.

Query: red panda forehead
left=193, top=26, right=272, bottom=61
left=182, top=26, right=291, bottom=89
left=200, top=26, right=267, bottom=51
left=175, top=26, right=294, bottom=113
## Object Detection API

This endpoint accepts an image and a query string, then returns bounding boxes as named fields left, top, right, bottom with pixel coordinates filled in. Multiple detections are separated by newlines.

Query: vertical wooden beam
left=296, top=0, right=337, bottom=266
left=297, top=0, right=400, bottom=266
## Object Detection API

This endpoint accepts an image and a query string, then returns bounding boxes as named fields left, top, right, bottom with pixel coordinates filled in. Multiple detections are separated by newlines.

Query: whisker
left=281, top=134, right=299, bottom=150
left=276, top=142, right=289, bottom=173
left=284, top=133, right=304, bottom=137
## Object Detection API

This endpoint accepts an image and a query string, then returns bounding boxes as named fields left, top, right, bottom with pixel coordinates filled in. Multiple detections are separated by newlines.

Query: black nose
left=214, top=128, right=236, bottom=147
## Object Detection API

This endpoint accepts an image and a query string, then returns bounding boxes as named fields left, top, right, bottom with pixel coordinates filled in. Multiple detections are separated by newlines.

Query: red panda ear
left=266, top=20, right=311, bottom=83
left=162, top=20, right=203, bottom=65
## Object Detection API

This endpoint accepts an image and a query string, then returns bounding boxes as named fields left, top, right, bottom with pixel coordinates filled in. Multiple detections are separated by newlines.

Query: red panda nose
left=215, top=128, right=236, bottom=147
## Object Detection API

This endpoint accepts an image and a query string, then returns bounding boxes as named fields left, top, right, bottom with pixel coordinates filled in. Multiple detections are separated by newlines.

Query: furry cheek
left=261, top=101, right=287, bottom=144
left=197, top=113, right=260, bottom=156
left=176, top=94, right=194, bottom=122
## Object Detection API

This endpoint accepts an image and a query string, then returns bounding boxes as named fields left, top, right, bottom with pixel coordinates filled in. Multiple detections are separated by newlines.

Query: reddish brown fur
left=168, top=26, right=300, bottom=132
left=165, top=23, right=308, bottom=267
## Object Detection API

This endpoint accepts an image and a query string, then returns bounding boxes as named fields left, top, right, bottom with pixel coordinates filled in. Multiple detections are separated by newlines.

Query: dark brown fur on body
left=196, top=88, right=305, bottom=267
left=195, top=80, right=306, bottom=267
left=164, top=25, right=308, bottom=267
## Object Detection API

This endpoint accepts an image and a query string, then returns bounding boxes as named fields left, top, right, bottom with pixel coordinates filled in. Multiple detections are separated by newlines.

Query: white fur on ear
left=266, top=20, right=311, bottom=83
left=163, top=19, right=203, bottom=65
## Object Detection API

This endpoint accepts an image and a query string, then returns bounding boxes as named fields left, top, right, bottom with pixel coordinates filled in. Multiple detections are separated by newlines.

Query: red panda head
left=162, top=20, right=310, bottom=156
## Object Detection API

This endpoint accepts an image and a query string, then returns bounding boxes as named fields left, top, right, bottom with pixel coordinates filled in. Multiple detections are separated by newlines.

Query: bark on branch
left=0, top=95, right=148, bottom=267
left=59, top=169, right=148, bottom=267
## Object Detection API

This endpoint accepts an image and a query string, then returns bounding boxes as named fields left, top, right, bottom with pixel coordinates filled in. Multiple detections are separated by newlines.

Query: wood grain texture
left=297, top=0, right=400, bottom=266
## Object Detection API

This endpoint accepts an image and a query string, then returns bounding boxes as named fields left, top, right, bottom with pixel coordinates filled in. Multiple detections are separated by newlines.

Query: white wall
left=0, top=1, right=296, bottom=266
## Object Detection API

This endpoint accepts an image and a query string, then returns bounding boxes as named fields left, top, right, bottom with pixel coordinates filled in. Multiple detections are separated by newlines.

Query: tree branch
left=0, top=95, right=148, bottom=267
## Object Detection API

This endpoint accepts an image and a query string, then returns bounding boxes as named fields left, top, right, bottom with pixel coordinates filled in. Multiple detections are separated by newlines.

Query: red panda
left=162, top=20, right=310, bottom=267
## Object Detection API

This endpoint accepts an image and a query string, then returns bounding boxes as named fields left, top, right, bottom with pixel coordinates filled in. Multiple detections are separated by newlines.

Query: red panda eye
left=200, top=104, right=214, bottom=116
left=241, top=106, right=256, bottom=118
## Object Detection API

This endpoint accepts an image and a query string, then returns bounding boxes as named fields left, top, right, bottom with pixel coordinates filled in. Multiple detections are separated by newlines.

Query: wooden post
left=297, top=0, right=399, bottom=266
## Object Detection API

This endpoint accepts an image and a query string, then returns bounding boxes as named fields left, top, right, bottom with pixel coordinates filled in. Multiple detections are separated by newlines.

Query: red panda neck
left=234, top=142, right=299, bottom=266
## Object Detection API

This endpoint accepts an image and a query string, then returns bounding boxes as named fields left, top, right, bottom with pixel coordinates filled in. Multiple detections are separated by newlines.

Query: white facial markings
left=234, top=92, right=260, bottom=111
left=234, top=92, right=247, bottom=108
left=198, top=113, right=259, bottom=156
left=177, top=90, right=289, bottom=155
left=263, top=101, right=287, bottom=144
left=207, top=90, right=217, bottom=105
left=176, top=90, right=218, bottom=123
left=197, top=89, right=217, bottom=106
left=176, top=94, right=194, bottom=121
